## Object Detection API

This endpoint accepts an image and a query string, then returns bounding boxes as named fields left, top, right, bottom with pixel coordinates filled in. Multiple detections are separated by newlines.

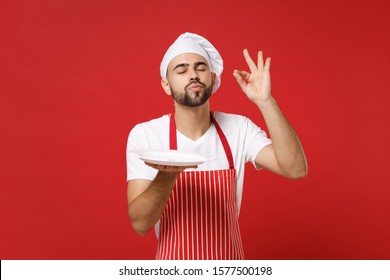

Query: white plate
left=132, top=149, right=214, bottom=166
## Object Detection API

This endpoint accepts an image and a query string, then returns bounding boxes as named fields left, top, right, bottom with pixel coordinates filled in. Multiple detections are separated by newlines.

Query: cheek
left=202, top=71, right=212, bottom=80
left=202, top=73, right=213, bottom=85
left=170, top=76, right=187, bottom=88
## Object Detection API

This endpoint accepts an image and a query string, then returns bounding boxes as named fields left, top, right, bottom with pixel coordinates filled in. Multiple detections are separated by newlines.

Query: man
left=126, top=32, right=307, bottom=260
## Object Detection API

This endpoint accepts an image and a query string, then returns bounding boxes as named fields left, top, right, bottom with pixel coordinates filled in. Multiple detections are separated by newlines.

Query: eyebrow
left=172, top=61, right=208, bottom=71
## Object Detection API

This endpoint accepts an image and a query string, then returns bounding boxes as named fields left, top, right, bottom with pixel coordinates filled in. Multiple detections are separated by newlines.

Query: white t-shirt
left=126, top=112, right=272, bottom=212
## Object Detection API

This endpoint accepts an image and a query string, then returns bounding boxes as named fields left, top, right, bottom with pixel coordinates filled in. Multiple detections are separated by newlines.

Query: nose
left=188, top=67, right=199, bottom=81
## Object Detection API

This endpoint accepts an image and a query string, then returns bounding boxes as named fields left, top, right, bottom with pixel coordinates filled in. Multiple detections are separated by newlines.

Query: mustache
left=185, top=79, right=206, bottom=90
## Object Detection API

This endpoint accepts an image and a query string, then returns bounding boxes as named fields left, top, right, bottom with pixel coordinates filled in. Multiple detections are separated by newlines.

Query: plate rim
left=131, top=149, right=215, bottom=166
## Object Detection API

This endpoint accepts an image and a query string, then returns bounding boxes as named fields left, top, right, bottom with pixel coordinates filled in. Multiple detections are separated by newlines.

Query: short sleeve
left=126, top=125, right=158, bottom=182
left=243, top=117, right=272, bottom=169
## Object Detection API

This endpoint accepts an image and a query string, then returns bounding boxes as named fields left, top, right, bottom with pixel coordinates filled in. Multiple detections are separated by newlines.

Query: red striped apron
left=155, top=112, right=244, bottom=260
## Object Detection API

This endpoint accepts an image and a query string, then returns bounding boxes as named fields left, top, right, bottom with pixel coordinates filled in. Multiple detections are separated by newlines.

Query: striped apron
left=155, top=112, right=244, bottom=260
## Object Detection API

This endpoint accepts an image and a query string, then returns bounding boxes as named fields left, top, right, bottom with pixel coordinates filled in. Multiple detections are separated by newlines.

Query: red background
left=1, top=0, right=389, bottom=259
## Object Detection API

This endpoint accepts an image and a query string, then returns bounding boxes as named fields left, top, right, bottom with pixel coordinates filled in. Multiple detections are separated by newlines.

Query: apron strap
left=210, top=112, right=234, bottom=169
left=169, top=113, right=177, bottom=150
left=169, top=112, right=234, bottom=169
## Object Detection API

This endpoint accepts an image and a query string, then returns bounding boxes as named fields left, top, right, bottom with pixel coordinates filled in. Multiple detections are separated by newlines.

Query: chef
left=126, top=32, right=308, bottom=260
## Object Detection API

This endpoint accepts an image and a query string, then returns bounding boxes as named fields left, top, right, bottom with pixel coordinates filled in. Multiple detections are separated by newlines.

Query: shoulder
left=213, top=111, right=255, bottom=130
left=213, top=111, right=269, bottom=141
left=213, top=111, right=246, bottom=124
left=130, top=114, right=169, bottom=135
left=134, top=114, right=169, bottom=129
left=127, top=114, right=170, bottom=148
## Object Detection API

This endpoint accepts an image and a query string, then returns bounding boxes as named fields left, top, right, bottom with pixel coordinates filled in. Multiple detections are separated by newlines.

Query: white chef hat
left=160, top=32, right=223, bottom=94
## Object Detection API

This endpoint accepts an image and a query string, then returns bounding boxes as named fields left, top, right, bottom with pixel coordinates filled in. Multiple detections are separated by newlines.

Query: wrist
left=255, top=96, right=276, bottom=110
left=156, top=170, right=180, bottom=181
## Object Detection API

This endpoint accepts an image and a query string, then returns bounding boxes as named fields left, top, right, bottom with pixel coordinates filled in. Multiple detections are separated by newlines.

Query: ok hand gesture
left=233, top=49, right=272, bottom=106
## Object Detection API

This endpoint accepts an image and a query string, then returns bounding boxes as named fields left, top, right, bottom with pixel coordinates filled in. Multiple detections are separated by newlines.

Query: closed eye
left=194, top=62, right=208, bottom=71
left=176, top=67, right=187, bottom=74
left=172, top=62, right=209, bottom=74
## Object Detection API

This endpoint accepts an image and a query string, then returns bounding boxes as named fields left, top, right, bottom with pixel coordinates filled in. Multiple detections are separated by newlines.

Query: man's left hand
left=233, top=49, right=272, bottom=106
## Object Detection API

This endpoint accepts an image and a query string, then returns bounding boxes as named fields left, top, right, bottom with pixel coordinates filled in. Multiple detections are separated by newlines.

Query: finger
left=243, top=49, right=258, bottom=73
left=145, top=162, right=196, bottom=172
left=257, top=51, right=264, bottom=70
left=145, top=162, right=169, bottom=171
left=144, top=162, right=172, bottom=171
left=233, top=70, right=247, bottom=92
left=264, top=57, right=271, bottom=71
left=234, top=70, right=251, bottom=81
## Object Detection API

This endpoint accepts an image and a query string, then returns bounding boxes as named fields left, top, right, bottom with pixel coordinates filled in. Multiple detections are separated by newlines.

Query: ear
left=211, top=72, right=216, bottom=87
left=161, top=79, right=171, bottom=96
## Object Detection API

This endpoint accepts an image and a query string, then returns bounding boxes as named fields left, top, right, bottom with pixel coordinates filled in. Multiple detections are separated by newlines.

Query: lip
left=188, top=83, right=203, bottom=90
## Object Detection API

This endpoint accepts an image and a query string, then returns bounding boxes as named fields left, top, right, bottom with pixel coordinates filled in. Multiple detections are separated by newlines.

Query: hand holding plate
left=144, top=162, right=198, bottom=172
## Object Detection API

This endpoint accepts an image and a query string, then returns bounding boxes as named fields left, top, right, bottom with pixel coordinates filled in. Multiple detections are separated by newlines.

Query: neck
left=173, top=102, right=211, bottom=141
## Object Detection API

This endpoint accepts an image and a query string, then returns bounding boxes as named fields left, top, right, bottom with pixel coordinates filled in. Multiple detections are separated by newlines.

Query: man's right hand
left=127, top=163, right=198, bottom=236
left=144, top=162, right=198, bottom=173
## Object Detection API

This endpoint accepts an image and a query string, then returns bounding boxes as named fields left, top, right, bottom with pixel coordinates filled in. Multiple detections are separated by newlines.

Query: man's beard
left=170, top=81, right=213, bottom=108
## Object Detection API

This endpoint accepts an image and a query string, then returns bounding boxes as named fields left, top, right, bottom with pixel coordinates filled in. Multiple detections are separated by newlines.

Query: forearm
left=128, top=171, right=179, bottom=236
left=257, top=97, right=307, bottom=178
